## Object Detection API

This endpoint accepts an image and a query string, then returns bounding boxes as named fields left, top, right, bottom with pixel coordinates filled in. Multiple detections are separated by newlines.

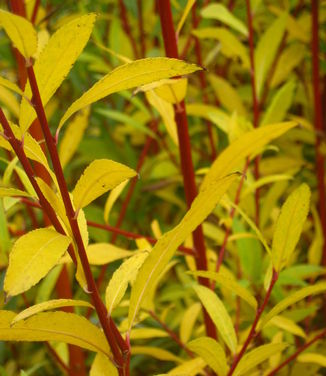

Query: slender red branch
left=26, top=65, right=126, bottom=371
left=137, top=0, right=146, bottom=57
left=31, top=0, right=41, bottom=24
left=245, top=0, right=260, bottom=226
left=311, top=0, right=326, bottom=266
left=267, top=329, right=326, bottom=376
left=157, top=0, right=216, bottom=340
left=227, top=270, right=279, bottom=376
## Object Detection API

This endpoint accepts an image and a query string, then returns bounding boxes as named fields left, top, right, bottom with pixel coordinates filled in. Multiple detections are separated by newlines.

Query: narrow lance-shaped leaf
left=72, top=159, right=137, bottom=211
left=4, top=229, right=71, bottom=297
left=193, top=285, right=237, bottom=354
left=128, top=173, right=238, bottom=331
left=19, top=13, right=96, bottom=132
left=258, top=282, right=326, bottom=329
left=187, top=337, right=228, bottom=376
left=11, top=299, right=94, bottom=325
left=234, top=343, right=288, bottom=376
left=271, top=183, right=311, bottom=272
left=0, top=10, right=37, bottom=58
left=0, top=311, right=111, bottom=356
left=58, top=58, right=202, bottom=131
left=128, top=121, right=296, bottom=331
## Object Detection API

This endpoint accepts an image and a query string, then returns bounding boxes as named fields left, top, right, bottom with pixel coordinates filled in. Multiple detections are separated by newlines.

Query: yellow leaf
left=104, top=181, right=129, bottom=223
left=128, top=174, right=237, bottom=330
left=190, top=270, right=257, bottom=309
left=0, top=187, right=33, bottom=199
left=72, top=159, right=137, bottom=210
left=255, top=13, right=287, bottom=98
left=192, top=28, right=250, bottom=68
left=168, top=357, right=206, bottom=375
left=4, top=229, right=71, bottom=297
left=146, top=91, right=178, bottom=145
left=59, top=107, right=90, bottom=169
left=58, top=58, right=202, bottom=130
left=267, top=315, right=306, bottom=338
left=193, top=285, right=237, bottom=354
left=0, top=76, right=24, bottom=96
left=131, top=346, right=182, bottom=363
left=90, top=353, right=118, bottom=376
left=298, top=353, right=326, bottom=367
left=258, top=282, right=326, bottom=330
left=0, top=311, right=111, bottom=356
left=201, top=4, right=248, bottom=36
left=209, top=75, right=246, bottom=116
left=0, top=86, right=20, bottom=118
left=187, top=336, right=228, bottom=376
left=271, top=183, right=311, bottom=272
left=129, top=328, right=168, bottom=340
left=187, top=103, right=229, bottom=133
left=176, top=0, right=196, bottom=35
left=19, top=14, right=96, bottom=132
left=308, top=206, right=324, bottom=265
left=106, top=251, right=149, bottom=315
left=0, top=10, right=37, bottom=58
left=154, top=78, right=188, bottom=104
left=179, top=303, right=201, bottom=343
left=234, top=343, right=288, bottom=376
left=11, top=299, right=93, bottom=325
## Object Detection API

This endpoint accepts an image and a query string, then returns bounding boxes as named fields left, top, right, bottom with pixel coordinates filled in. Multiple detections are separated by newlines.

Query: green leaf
left=187, top=337, right=228, bottom=376
left=19, top=13, right=96, bottom=132
left=201, top=4, right=248, bottom=36
left=234, top=343, right=288, bottom=376
left=11, top=299, right=93, bottom=325
left=271, top=183, right=311, bottom=272
left=190, top=270, right=257, bottom=309
left=58, top=58, right=202, bottom=130
left=0, top=311, right=111, bottom=356
left=259, top=282, right=326, bottom=329
left=0, top=10, right=37, bottom=58
left=4, top=229, right=71, bottom=297
left=193, top=285, right=237, bottom=354
left=72, top=159, right=136, bottom=210
left=255, top=13, right=287, bottom=98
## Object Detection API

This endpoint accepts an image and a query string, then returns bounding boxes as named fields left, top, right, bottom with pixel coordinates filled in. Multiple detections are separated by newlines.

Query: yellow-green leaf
left=90, top=353, right=118, bottom=376
left=234, top=343, right=288, bottom=376
left=192, top=28, right=250, bottom=68
left=11, top=299, right=93, bottom=325
left=176, top=0, right=196, bottom=35
left=154, top=78, right=188, bottom=104
left=132, top=346, right=182, bottom=363
left=193, top=285, right=237, bottom=354
left=298, top=353, right=326, bottom=367
left=187, top=103, right=229, bottom=133
left=259, top=282, right=326, bottom=329
left=271, top=183, right=311, bottom=272
left=104, top=181, right=129, bottom=223
left=179, top=303, right=201, bottom=343
left=255, top=13, right=287, bottom=98
left=0, top=187, right=32, bottom=199
left=58, top=58, right=201, bottom=130
left=59, top=107, right=90, bottom=169
left=190, top=270, right=257, bottom=309
left=187, top=337, right=228, bottom=376
left=0, top=76, right=24, bottom=96
left=201, top=4, right=248, bottom=36
left=72, top=159, right=136, bottom=210
left=267, top=315, right=306, bottom=338
left=4, top=229, right=71, bottom=297
left=129, top=328, right=168, bottom=340
left=0, top=311, right=110, bottom=356
left=168, top=357, right=206, bottom=375
left=106, top=251, right=149, bottom=315
left=19, top=13, right=96, bottom=132
left=128, top=174, right=237, bottom=330
left=0, top=10, right=37, bottom=58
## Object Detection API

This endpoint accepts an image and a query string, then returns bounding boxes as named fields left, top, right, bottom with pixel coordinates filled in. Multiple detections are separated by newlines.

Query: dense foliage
left=0, top=0, right=326, bottom=375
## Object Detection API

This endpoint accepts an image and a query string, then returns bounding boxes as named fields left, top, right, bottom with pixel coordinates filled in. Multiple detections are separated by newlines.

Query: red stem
left=227, top=270, right=279, bottom=376
left=157, top=0, right=216, bottom=340
left=311, top=0, right=326, bottom=266
left=137, top=0, right=146, bottom=57
left=118, top=0, right=139, bottom=58
left=267, top=329, right=326, bottom=375
left=26, top=65, right=126, bottom=371
left=31, top=0, right=41, bottom=24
